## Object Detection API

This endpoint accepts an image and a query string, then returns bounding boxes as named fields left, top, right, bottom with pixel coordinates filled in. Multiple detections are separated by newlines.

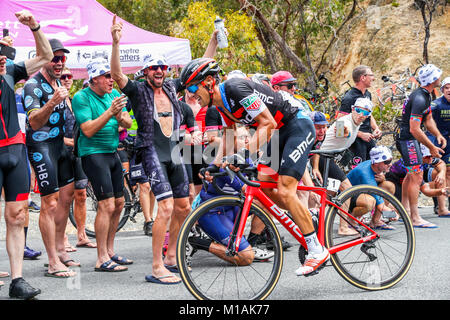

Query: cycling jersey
left=428, top=96, right=450, bottom=163
left=0, top=61, right=28, bottom=147
left=23, top=72, right=67, bottom=145
left=398, top=87, right=432, bottom=140
left=217, top=78, right=301, bottom=128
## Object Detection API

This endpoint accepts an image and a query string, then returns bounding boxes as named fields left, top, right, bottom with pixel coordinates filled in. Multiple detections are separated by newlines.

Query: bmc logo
left=288, top=132, right=314, bottom=163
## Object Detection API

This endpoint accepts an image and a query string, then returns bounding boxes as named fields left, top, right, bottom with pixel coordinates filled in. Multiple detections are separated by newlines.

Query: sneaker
left=143, top=221, right=153, bottom=236
left=253, top=247, right=274, bottom=261
left=9, top=278, right=41, bottom=300
left=28, top=201, right=40, bottom=212
left=295, top=247, right=330, bottom=276
left=24, top=246, right=41, bottom=260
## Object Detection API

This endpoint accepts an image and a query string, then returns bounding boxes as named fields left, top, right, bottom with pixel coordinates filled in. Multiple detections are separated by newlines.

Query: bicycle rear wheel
left=324, top=185, right=415, bottom=290
left=69, top=184, right=131, bottom=238
left=176, top=196, right=283, bottom=300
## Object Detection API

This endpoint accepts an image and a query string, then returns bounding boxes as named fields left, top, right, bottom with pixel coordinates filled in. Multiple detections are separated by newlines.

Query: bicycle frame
left=230, top=181, right=378, bottom=256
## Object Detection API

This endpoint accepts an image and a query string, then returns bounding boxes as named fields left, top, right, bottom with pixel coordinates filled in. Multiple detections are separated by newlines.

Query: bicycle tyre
left=176, top=196, right=283, bottom=300
left=69, top=184, right=131, bottom=238
left=324, top=184, right=415, bottom=291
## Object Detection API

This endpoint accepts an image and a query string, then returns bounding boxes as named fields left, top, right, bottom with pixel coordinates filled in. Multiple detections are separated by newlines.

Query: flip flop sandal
left=111, top=254, right=133, bottom=265
left=76, top=242, right=97, bottom=248
left=63, top=259, right=81, bottom=267
left=145, top=274, right=181, bottom=285
left=45, top=270, right=75, bottom=278
left=0, top=271, right=9, bottom=278
left=94, top=260, right=128, bottom=272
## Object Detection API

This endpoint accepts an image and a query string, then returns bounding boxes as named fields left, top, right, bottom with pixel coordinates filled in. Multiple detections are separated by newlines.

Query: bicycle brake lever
left=225, top=165, right=237, bottom=183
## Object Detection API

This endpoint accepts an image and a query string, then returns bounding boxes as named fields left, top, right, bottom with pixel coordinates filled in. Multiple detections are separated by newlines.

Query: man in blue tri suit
left=23, top=38, right=79, bottom=278
left=0, top=10, right=53, bottom=299
left=429, top=77, right=450, bottom=212
left=180, top=57, right=329, bottom=276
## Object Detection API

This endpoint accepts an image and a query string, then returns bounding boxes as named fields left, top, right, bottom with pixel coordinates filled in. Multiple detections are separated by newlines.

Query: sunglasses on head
left=60, top=74, right=73, bottom=80
left=354, top=107, right=371, bottom=116
left=279, top=82, right=297, bottom=89
left=51, top=55, right=67, bottom=64
left=149, top=65, right=168, bottom=71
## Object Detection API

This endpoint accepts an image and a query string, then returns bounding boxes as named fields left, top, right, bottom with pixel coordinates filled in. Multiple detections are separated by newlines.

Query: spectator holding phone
left=0, top=10, right=52, bottom=299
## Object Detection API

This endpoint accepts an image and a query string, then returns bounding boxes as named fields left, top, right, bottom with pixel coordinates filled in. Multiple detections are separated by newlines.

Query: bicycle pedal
left=130, top=217, right=137, bottom=223
left=304, top=270, right=320, bottom=277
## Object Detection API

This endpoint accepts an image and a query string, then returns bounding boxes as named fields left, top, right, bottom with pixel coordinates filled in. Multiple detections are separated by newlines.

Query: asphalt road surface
left=1, top=207, right=449, bottom=308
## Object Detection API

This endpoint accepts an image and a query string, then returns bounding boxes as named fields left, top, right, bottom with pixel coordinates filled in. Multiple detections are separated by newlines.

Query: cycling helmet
left=251, top=73, right=270, bottom=86
left=227, top=69, right=247, bottom=79
left=180, top=58, right=221, bottom=88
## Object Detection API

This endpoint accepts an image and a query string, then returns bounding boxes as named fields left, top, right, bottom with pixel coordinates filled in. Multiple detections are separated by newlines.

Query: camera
left=1, top=29, right=16, bottom=60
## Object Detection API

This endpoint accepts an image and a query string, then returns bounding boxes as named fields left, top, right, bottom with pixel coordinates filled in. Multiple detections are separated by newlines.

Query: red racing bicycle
left=176, top=148, right=415, bottom=300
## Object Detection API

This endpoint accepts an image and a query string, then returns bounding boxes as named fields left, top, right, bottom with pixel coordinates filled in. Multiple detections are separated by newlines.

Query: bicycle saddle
left=310, top=147, right=348, bottom=158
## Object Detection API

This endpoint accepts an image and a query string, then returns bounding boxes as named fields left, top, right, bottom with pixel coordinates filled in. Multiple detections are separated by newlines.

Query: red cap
left=271, top=71, right=297, bottom=86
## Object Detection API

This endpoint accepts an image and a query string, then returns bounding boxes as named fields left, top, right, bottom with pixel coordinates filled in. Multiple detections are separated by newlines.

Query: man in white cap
left=111, top=16, right=191, bottom=284
left=72, top=58, right=132, bottom=272
left=347, top=146, right=396, bottom=230
left=429, top=76, right=450, bottom=213
left=397, top=63, right=446, bottom=228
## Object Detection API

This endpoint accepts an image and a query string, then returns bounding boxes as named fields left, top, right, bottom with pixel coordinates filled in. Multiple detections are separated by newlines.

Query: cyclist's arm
left=246, top=109, right=277, bottom=157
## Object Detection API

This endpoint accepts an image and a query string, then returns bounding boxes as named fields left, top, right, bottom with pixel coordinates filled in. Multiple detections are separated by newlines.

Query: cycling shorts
left=27, top=140, right=74, bottom=197
left=129, top=153, right=149, bottom=186
left=266, top=116, right=315, bottom=181
left=198, top=205, right=250, bottom=252
left=81, top=152, right=124, bottom=201
left=141, top=146, right=189, bottom=202
left=396, top=139, right=423, bottom=173
left=0, top=144, right=30, bottom=201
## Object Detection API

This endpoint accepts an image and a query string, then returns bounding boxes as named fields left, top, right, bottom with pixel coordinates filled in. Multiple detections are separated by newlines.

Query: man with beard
left=23, top=39, right=79, bottom=279
left=110, top=16, right=190, bottom=284
left=0, top=9, right=53, bottom=299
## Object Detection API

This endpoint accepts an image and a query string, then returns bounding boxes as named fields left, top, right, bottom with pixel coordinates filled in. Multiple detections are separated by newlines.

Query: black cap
left=49, top=38, right=70, bottom=53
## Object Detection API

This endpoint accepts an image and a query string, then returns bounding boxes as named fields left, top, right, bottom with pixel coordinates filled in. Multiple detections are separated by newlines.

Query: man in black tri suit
left=0, top=10, right=53, bottom=299
left=397, top=64, right=446, bottom=228
left=23, top=38, right=78, bottom=279
left=111, top=16, right=190, bottom=284
left=180, top=57, right=329, bottom=276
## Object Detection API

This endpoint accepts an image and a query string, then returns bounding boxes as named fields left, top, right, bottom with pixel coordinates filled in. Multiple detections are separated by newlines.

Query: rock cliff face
left=323, top=0, right=449, bottom=94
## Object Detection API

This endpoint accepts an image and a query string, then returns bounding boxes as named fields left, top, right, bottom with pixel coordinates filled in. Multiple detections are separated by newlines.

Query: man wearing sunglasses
left=111, top=16, right=191, bottom=285
left=0, top=9, right=53, bottom=300
left=346, top=146, right=396, bottom=230
left=23, top=38, right=81, bottom=279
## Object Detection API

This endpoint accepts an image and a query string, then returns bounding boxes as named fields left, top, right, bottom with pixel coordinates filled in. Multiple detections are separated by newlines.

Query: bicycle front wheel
left=325, top=185, right=415, bottom=291
left=176, top=196, right=283, bottom=300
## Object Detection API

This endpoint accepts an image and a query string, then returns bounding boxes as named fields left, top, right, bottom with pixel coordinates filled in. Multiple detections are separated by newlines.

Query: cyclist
left=429, top=77, right=450, bottom=213
left=0, top=11, right=52, bottom=298
left=397, top=64, right=446, bottom=228
left=180, top=57, right=329, bottom=276
left=23, top=38, right=79, bottom=277
left=336, top=65, right=382, bottom=168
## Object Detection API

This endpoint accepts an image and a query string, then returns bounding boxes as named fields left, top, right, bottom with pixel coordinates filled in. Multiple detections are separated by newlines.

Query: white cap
left=420, top=144, right=431, bottom=157
left=141, top=53, right=169, bottom=71
left=441, top=76, right=450, bottom=91
left=86, top=58, right=110, bottom=80
left=417, top=64, right=442, bottom=86
left=353, top=97, right=373, bottom=111
left=370, top=146, right=392, bottom=164
left=227, top=70, right=246, bottom=79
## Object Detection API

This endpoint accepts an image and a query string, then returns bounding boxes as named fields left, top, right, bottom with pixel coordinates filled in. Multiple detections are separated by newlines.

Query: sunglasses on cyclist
left=148, top=65, right=169, bottom=71
left=51, top=55, right=67, bottom=64
left=60, top=74, right=73, bottom=80
left=353, top=107, right=371, bottom=116
left=187, top=83, right=201, bottom=94
left=279, top=82, right=297, bottom=89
